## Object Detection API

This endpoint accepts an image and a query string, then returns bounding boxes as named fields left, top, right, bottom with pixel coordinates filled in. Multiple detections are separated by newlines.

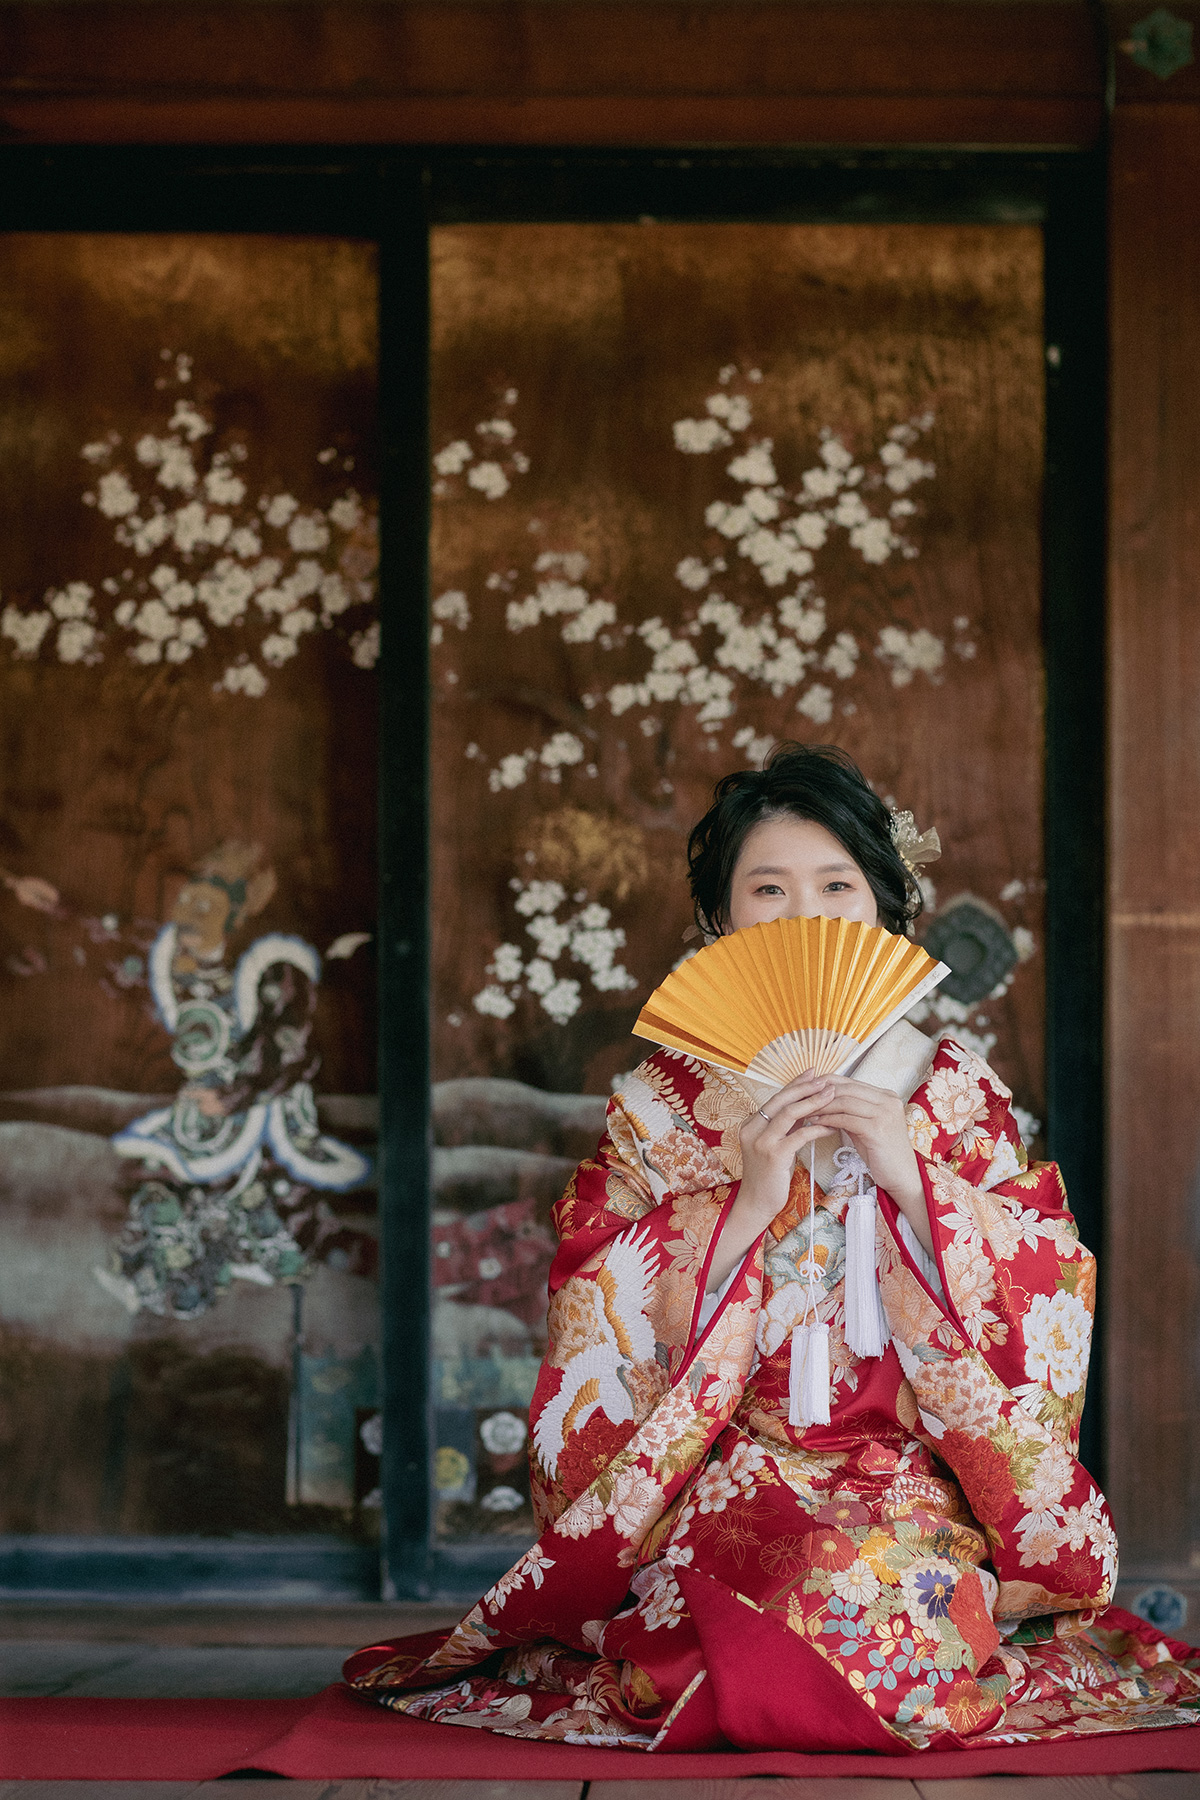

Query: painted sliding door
left=0, top=235, right=380, bottom=1540
left=429, top=222, right=1046, bottom=1545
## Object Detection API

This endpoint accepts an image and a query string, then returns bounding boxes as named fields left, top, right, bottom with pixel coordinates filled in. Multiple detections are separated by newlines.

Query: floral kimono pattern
left=346, top=1036, right=1200, bottom=1752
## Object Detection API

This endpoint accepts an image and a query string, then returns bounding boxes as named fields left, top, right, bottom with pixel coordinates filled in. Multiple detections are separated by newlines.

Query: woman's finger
left=808, top=1093, right=891, bottom=1122
left=752, top=1091, right=835, bottom=1131
left=769, top=1070, right=841, bottom=1103
left=806, top=1108, right=905, bottom=1145
left=814, top=1081, right=900, bottom=1118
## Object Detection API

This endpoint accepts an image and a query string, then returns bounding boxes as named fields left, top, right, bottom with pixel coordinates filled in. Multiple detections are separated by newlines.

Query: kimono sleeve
left=902, top=1038, right=1094, bottom=1452
left=877, top=1037, right=1116, bottom=1620
left=529, top=1060, right=736, bottom=1525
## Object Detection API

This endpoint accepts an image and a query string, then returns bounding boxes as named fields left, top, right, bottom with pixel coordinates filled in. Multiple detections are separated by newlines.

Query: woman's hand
left=704, top=1071, right=839, bottom=1291
left=704, top=1070, right=932, bottom=1293
left=804, top=1075, right=931, bottom=1254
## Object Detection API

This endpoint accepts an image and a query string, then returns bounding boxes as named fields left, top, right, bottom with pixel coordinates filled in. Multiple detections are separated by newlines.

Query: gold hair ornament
left=889, top=809, right=942, bottom=878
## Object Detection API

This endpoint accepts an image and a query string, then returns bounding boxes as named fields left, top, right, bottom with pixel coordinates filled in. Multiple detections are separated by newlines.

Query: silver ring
left=758, top=1108, right=771, bottom=1122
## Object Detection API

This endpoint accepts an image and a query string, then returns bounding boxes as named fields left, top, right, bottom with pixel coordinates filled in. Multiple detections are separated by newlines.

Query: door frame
left=391, top=145, right=1106, bottom=1600
left=0, top=143, right=1105, bottom=1603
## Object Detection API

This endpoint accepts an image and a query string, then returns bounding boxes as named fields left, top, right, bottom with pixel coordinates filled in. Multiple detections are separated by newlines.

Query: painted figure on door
left=99, top=840, right=372, bottom=1318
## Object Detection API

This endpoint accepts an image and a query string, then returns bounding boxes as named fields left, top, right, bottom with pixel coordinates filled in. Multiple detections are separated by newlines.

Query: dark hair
left=687, top=742, right=921, bottom=937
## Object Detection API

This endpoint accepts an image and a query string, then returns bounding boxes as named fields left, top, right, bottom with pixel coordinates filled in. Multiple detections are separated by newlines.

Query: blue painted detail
left=1124, top=8, right=1194, bottom=80
left=1133, top=1584, right=1189, bottom=1630
left=235, top=932, right=321, bottom=1033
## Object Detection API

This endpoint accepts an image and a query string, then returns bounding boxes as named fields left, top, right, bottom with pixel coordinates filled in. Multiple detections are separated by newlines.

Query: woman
left=346, top=744, right=1200, bottom=1751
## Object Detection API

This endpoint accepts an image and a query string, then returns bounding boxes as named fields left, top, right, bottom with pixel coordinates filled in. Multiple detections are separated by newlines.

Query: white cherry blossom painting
left=427, top=220, right=1049, bottom=1542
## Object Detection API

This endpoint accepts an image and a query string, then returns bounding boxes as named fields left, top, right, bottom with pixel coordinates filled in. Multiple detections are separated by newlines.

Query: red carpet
left=5, top=1684, right=1200, bottom=1780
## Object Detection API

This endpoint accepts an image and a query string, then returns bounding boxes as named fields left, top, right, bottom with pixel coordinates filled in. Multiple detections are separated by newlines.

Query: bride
left=346, top=743, right=1199, bottom=1752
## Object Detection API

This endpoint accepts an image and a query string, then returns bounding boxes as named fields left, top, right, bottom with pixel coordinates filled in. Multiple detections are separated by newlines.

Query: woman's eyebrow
left=743, top=861, right=857, bottom=877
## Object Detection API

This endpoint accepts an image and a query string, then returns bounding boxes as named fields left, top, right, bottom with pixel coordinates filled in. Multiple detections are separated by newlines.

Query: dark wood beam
left=0, top=3, right=1105, bottom=145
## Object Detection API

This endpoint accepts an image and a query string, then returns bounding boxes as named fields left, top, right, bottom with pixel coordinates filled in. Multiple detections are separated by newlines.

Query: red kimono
left=346, top=1036, right=1200, bottom=1751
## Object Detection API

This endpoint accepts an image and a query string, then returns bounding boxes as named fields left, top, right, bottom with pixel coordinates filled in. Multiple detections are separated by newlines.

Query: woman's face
left=724, top=814, right=880, bottom=934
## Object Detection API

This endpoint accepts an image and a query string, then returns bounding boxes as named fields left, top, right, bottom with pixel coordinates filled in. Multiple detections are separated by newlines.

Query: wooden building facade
left=0, top=0, right=1194, bottom=1604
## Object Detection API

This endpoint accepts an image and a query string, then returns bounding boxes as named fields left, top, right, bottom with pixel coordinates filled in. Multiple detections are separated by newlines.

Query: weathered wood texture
left=1107, top=103, right=1200, bottom=1570
left=431, top=222, right=1047, bottom=1108
left=3, top=1780, right=1199, bottom=1800
left=0, top=233, right=381, bottom=1537
left=0, top=2, right=1104, bottom=145
left=0, top=234, right=378, bottom=1098
left=1, top=1778, right=1197, bottom=1800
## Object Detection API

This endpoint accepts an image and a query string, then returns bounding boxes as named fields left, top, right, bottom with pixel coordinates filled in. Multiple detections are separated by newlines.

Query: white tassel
left=788, top=1140, right=831, bottom=1428
left=789, top=1320, right=831, bottom=1426
left=844, top=1189, right=890, bottom=1359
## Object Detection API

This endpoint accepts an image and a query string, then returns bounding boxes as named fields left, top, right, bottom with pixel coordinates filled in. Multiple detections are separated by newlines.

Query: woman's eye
left=755, top=884, right=784, bottom=897
left=824, top=881, right=851, bottom=893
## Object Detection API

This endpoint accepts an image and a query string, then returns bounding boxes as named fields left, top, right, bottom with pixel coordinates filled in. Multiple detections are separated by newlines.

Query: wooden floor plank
left=592, top=1780, right=923, bottom=1799
left=194, top=1786, right=339, bottom=1799
left=193, top=1785, right=586, bottom=1800
left=914, top=1772, right=1200, bottom=1797
left=0, top=1606, right=460, bottom=1647
left=349, top=1785, right=584, bottom=1800
left=0, top=1786, right=206, bottom=1800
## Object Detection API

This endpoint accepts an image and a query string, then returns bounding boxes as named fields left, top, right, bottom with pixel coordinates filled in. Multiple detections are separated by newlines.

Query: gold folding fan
left=633, top=915, right=949, bottom=1088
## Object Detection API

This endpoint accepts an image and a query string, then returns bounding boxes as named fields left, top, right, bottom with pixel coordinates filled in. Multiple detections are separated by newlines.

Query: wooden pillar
left=1107, top=20, right=1200, bottom=1580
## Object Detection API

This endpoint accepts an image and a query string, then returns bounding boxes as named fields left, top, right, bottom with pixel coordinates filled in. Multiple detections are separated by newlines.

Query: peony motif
left=942, top=1242, right=1008, bottom=1348
left=881, top=1258, right=948, bottom=1348
left=645, top=1262, right=695, bottom=1350
left=913, top=1353, right=1007, bottom=1432
left=547, top=1281, right=606, bottom=1367
left=554, top=1487, right=606, bottom=1539
left=607, top=1466, right=664, bottom=1540
left=923, top=1065, right=988, bottom=1139
left=648, top=1125, right=725, bottom=1196
left=1023, top=1289, right=1090, bottom=1396
left=623, top=1354, right=670, bottom=1419
left=697, top=1299, right=757, bottom=1412
left=980, top=1132, right=1022, bottom=1190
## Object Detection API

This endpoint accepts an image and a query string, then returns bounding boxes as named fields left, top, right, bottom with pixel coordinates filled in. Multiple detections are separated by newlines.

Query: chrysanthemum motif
left=901, top=1557, right=960, bottom=1622
left=830, top=1558, right=881, bottom=1609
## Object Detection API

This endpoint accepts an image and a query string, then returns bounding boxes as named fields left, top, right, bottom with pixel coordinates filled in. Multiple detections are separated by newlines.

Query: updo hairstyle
left=686, top=742, right=921, bottom=939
